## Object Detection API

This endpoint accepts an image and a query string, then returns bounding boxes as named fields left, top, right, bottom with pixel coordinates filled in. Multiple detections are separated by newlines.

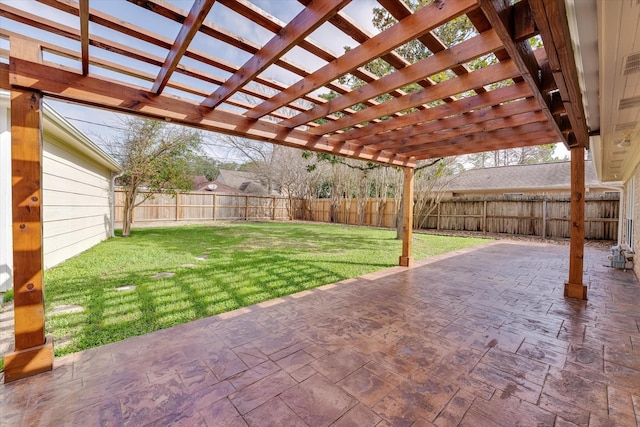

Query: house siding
left=1, top=92, right=119, bottom=292
left=42, top=137, right=113, bottom=269
left=627, top=164, right=640, bottom=278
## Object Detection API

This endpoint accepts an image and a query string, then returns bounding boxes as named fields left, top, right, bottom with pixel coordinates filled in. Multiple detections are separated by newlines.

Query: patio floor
left=1, top=241, right=640, bottom=426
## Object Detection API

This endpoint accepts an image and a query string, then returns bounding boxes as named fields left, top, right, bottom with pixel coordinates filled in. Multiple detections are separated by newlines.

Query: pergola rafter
left=0, top=0, right=593, bottom=383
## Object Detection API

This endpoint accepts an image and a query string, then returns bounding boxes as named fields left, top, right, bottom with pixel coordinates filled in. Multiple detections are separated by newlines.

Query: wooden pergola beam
left=3, top=38, right=54, bottom=383
left=313, top=59, right=520, bottom=135
left=528, top=0, right=590, bottom=147
left=394, top=112, right=549, bottom=153
left=30, top=0, right=343, bottom=116
left=281, top=29, right=503, bottom=129
left=399, top=167, right=414, bottom=267
left=202, top=0, right=351, bottom=109
left=365, top=97, right=541, bottom=149
left=8, top=39, right=414, bottom=167
left=246, top=0, right=478, bottom=120
left=565, top=146, right=587, bottom=299
left=152, top=0, right=216, bottom=94
left=413, top=130, right=559, bottom=159
left=79, top=0, right=88, bottom=75
left=478, top=0, right=568, bottom=146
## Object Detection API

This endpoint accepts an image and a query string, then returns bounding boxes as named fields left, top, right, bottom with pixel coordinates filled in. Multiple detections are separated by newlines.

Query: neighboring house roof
left=215, top=169, right=271, bottom=195
left=447, top=161, right=603, bottom=193
left=194, top=179, right=243, bottom=194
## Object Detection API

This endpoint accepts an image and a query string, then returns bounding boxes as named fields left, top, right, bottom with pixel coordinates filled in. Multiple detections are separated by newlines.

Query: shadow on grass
left=44, top=222, right=486, bottom=356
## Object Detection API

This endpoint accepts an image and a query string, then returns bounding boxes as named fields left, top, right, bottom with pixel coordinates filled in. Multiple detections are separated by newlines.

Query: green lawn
left=43, top=222, right=488, bottom=356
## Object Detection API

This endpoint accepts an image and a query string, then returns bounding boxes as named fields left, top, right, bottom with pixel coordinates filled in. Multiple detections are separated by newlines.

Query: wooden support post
left=399, top=167, right=415, bottom=267
left=175, top=193, right=180, bottom=221
left=272, top=196, right=277, bottom=220
left=245, top=195, right=249, bottom=220
left=482, top=200, right=487, bottom=233
left=436, top=202, right=441, bottom=231
left=542, top=199, right=547, bottom=239
left=212, top=193, right=217, bottom=221
left=4, top=88, right=54, bottom=383
left=565, top=146, right=587, bottom=300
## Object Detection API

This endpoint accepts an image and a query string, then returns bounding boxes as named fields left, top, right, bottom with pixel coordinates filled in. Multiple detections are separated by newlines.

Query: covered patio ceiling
left=0, top=0, right=590, bottom=166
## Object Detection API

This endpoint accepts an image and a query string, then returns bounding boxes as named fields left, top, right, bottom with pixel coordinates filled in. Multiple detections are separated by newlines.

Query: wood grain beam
left=246, top=0, right=478, bottom=120
left=31, top=0, right=340, bottom=116
left=202, top=0, right=351, bottom=109
left=152, top=0, right=216, bottom=94
left=282, top=30, right=502, bottom=129
left=565, top=146, right=586, bottom=298
left=333, top=82, right=533, bottom=142
left=378, top=0, right=488, bottom=95
left=365, top=97, right=540, bottom=149
left=312, top=59, right=520, bottom=135
left=128, top=0, right=362, bottom=117
left=79, top=0, right=89, bottom=75
left=399, top=167, right=414, bottom=267
left=529, top=0, right=590, bottom=148
left=396, top=118, right=551, bottom=154
left=8, top=42, right=414, bottom=167
left=478, top=0, right=567, bottom=145
left=1, top=28, right=304, bottom=123
left=413, top=129, right=559, bottom=159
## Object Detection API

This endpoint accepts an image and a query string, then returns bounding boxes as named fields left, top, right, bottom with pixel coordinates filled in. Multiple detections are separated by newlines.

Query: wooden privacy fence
left=293, top=194, right=620, bottom=241
left=114, top=190, right=291, bottom=223
left=115, top=190, right=620, bottom=241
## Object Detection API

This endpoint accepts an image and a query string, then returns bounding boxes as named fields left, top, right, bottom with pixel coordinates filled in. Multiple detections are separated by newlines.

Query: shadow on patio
left=1, top=241, right=639, bottom=426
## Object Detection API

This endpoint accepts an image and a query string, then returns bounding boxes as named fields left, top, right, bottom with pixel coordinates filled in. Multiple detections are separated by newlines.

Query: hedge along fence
left=115, top=190, right=620, bottom=241
left=114, top=190, right=292, bottom=223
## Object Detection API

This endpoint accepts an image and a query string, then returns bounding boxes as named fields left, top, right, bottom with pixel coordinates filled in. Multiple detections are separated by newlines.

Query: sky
left=1, top=0, right=568, bottom=164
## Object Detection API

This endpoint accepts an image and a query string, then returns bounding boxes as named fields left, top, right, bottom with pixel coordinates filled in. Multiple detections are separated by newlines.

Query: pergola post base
left=564, top=282, right=587, bottom=300
left=3, top=336, right=54, bottom=383
left=399, top=256, right=414, bottom=267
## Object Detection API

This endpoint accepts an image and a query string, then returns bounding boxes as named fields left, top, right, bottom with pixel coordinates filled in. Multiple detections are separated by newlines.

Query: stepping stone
left=50, top=304, right=84, bottom=315
left=56, top=337, right=73, bottom=348
left=115, top=285, right=136, bottom=292
left=181, top=264, right=198, bottom=268
left=152, top=272, right=175, bottom=279
left=196, top=256, right=207, bottom=261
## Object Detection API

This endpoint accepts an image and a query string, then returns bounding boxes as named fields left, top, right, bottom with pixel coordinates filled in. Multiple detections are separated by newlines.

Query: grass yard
left=44, top=222, right=488, bottom=356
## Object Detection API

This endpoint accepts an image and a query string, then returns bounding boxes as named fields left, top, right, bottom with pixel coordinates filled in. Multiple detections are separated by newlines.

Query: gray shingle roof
left=215, top=169, right=270, bottom=194
left=447, top=161, right=600, bottom=192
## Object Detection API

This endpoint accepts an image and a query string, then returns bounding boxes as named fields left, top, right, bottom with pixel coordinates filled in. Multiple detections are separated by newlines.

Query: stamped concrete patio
left=1, top=241, right=639, bottom=426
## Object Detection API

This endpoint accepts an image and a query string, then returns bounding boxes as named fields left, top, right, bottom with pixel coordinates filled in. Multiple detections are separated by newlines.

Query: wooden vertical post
left=245, top=195, right=249, bottom=220
left=565, top=146, right=587, bottom=299
left=542, top=199, right=547, bottom=239
left=399, top=167, right=415, bottom=267
left=482, top=200, right=487, bottom=233
left=272, top=196, right=277, bottom=220
left=175, top=192, right=180, bottom=221
left=4, top=87, right=54, bottom=383
left=436, top=202, right=441, bottom=231
left=212, top=193, right=217, bottom=221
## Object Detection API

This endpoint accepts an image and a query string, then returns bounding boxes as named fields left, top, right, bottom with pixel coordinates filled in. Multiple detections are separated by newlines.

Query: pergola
left=1, top=0, right=590, bottom=382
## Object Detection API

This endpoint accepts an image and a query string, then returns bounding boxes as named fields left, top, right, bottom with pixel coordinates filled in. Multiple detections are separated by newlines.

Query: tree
left=109, top=117, right=202, bottom=237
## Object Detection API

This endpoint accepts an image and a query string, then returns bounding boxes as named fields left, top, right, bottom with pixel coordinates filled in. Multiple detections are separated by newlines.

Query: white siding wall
left=1, top=93, right=118, bottom=292
left=42, top=137, right=113, bottom=269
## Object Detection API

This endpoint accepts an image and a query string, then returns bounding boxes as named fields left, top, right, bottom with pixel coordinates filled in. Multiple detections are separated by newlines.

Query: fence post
left=542, top=199, right=547, bottom=239
left=272, top=197, right=276, bottom=220
left=212, top=193, right=217, bottom=221
left=176, top=193, right=180, bottom=221
left=436, top=202, right=441, bottom=231
left=245, top=196, right=249, bottom=220
left=483, top=200, right=487, bottom=233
